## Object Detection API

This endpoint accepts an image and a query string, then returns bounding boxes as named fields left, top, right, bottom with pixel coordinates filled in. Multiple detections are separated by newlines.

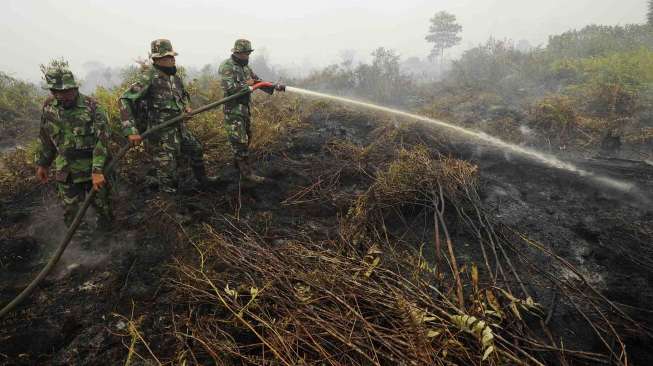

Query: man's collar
left=75, top=92, right=85, bottom=107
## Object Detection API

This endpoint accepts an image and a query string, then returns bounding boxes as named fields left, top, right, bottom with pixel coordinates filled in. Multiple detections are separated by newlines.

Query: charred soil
left=1, top=106, right=652, bottom=365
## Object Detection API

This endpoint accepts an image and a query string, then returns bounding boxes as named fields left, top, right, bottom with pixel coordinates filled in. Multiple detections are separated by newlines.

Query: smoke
left=78, top=61, right=124, bottom=94
left=519, top=124, right=535, bottom=138
left=25, top=193, right=134, bottom=279
left=26, top=195, right=66, bottom=248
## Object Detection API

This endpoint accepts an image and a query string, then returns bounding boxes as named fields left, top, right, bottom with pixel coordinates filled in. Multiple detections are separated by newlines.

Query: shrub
left=530, top=95, right=578, bottom=144
left=0, top=144, right=39, bottom=201
left=556, top=48, right=653, bottom=117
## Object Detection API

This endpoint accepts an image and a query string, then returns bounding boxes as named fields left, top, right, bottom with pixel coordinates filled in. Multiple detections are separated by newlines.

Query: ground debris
left=0, top=96, right=651, bottom=365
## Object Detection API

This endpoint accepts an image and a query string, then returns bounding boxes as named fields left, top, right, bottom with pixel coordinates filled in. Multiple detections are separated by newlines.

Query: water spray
left=286, top=87, right=635, bottom=193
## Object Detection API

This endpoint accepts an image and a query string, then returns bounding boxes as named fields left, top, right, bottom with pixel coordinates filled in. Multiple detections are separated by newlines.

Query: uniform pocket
left=47, top=122, right=63, bottom=145
left=72, top=124, right=96, bottom=150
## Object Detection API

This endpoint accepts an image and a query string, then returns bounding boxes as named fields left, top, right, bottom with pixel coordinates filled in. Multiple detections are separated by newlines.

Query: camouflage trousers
left=223, top=104, right=252, bottom=160
left=147, top=124, right=205, bottom=192
left=56, top=176, right=113, bottom=231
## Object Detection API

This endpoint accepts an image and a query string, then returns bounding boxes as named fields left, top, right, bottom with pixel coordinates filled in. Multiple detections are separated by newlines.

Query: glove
left=128, top=134, right=143, bottom=145
left=275, top=83, right=286, bottom=92
left=36, top=166, right=49, bottom=183
left=92, top=173, right=106, bottom=191
left=251, top=81, right=274, bottom=91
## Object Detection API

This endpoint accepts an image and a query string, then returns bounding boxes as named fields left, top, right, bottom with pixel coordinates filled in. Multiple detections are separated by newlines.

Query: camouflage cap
left=41, top=59, right=79, bottom=90
left=150, top=39, right=178, bottom=59
left=232, top=39, right=254, bottom=53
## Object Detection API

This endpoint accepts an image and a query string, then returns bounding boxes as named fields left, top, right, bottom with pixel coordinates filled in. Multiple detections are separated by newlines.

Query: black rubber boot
left=192, top=164, right=218, bottom=187
left=235, top=157, right=265, bottom=183
left=76, top=222, right=95, bottom=250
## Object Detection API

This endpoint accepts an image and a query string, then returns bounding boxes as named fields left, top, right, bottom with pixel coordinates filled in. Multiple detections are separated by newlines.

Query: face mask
left=53, top=90, right=78, bottom=108
left=154, top=64, right=177, bottom=75
left=232, top=54, right=249, bottom=66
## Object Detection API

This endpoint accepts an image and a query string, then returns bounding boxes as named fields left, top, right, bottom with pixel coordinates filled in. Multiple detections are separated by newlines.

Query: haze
left=0, top=0, right=644, bottom=82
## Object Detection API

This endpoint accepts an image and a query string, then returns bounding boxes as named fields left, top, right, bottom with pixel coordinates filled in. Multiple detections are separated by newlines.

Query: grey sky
left=0, top=0, right=645, bottom=81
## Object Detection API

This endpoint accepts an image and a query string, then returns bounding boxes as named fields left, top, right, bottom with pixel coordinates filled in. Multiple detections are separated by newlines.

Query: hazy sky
left=0, top=0, right=645, bottom=81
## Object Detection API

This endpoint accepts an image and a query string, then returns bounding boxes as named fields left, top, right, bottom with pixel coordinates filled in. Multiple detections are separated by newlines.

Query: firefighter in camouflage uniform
left=218, top=39, right=285, bottom=182
left=35, top=60, right=114, bottom=234
left=119, top=39, right=215, bottom=193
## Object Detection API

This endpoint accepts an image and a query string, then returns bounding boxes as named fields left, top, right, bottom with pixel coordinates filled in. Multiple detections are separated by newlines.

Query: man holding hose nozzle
left=218, top=39, right=285, bottom=183
left=35, top=60, right=114, bottom=240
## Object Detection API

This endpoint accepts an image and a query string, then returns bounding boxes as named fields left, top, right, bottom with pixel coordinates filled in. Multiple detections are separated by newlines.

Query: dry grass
left=249, top=93, right=306, bottom=157
left=150, top=122, right=636, bottom=365
left=624, top=126, right=653, bottom=145
left=482, top=117, right=524, bottom=144
left=345, top=145, right=478, bottom=241
left=175, top=92, right=308, bottom=178
left=168, top=227, right=547, bottom=365
left=0, top=145, right=38, bottom=200
left=532, top=96, right=577, bottom=134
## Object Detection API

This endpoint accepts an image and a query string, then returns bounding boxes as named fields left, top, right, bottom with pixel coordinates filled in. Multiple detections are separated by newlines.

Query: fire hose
left=0, top=83, right=281, bottom=318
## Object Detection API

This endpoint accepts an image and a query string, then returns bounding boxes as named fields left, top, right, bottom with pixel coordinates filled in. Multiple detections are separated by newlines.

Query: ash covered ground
left=1, top=109, right=652, bottom=365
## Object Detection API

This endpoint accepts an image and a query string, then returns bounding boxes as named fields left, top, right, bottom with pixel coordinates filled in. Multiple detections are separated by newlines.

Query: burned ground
left=1, top=100, right=652, bottom=365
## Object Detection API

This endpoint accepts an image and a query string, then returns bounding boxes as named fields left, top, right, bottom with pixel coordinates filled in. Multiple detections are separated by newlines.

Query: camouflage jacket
left=36, top=93, right=111, bottom=183
left=119, top=66, right=190, bottom=136
left=218, top=56, right=261, bottom=110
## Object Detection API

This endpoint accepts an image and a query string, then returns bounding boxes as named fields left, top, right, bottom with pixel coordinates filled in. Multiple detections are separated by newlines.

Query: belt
left=63, top=149, right=93, bottom=160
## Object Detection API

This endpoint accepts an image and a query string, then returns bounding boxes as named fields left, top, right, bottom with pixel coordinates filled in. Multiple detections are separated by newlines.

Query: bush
left=413, top=24, right=653, bottom=153
left=530, top=95, right=578, bottom=144
left=546, top=24, right=653, bottom=59
left=0, top=144, right=39, bottom=201
left=0, top=72, right=42, bottom=124
left=0, top=73, right=43, bottom=143
left=557, top=48, right=653, bottom=117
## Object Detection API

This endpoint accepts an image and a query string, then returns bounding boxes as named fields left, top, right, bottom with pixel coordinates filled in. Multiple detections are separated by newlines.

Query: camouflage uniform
left=218, top=39, right=262, bottom=160
left=35, top=65, right=113, bottom=229
left=119, top=39, right=207, bottom=192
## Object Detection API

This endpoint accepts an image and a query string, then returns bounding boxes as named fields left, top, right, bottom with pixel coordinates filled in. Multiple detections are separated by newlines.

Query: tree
left=648, top=0, right=653, bottom=26
left=338, top=49, right=358, bottom=70
left=370, top=47, right=401, bottom=80
left=358, top=47, right=408, bottom=104
left=425, top=11, right=462, bottom=70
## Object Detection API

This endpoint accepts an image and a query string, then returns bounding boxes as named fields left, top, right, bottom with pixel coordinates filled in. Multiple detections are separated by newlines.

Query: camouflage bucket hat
left=232, top=39, right=254, bottom=53
left=41, top=60, right=79, bottom=90
left=150, top=39, right=178, bottom=59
